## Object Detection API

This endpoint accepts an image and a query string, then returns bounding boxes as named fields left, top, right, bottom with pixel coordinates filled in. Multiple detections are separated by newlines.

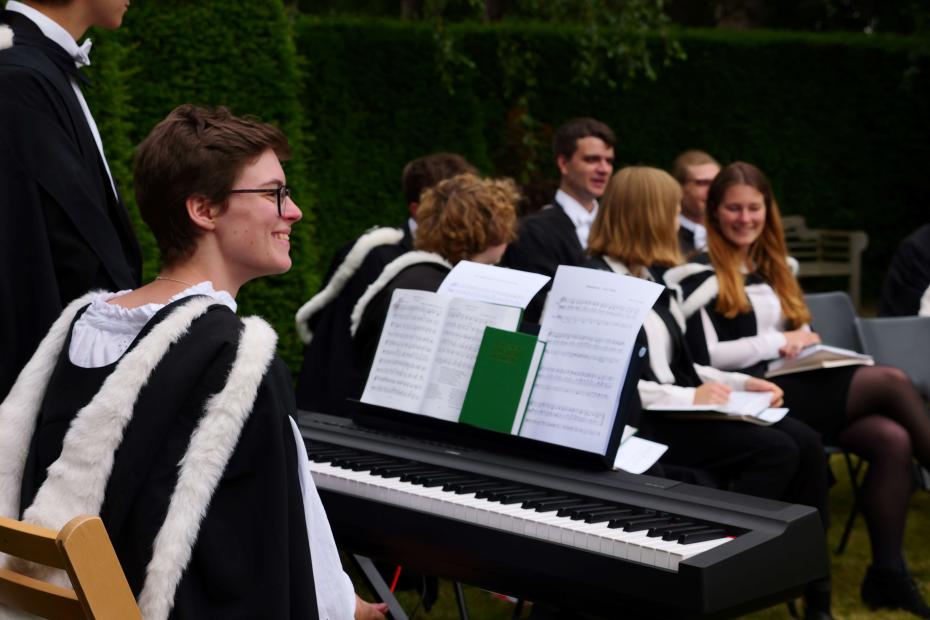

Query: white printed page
left=420, top=300, right=522, bottom=422
left=361, top=289, right=449, bottom=414
left=437, top=260, right=550, bottom=309
left=649, top=390, right=771, bottom=416
left=520, top=266, right=663, bottom=454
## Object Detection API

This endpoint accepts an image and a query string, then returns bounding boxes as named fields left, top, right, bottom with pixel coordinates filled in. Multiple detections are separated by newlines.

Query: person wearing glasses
left=671, top=150, right=720, bottom=258
left=0, top=105, right=387, bottom=620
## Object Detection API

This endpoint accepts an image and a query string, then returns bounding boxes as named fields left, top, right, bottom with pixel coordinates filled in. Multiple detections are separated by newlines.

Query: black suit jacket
left=0, top=12, right=141, bottom=400
left=501, top=202, right=584, bottom=322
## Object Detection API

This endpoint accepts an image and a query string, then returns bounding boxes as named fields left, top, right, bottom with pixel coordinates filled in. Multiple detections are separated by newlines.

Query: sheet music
left=422, top=300, right=521, bottom=421
left=613, top=436, right=668, bottom=474
left=361, top=290, right=448, bottom=414
left=520, top=266, right=663, bottom=454
left=437, top=260, right=550, bottom=309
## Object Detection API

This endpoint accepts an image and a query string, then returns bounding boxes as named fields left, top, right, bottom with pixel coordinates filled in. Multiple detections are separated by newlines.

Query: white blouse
left=699, top=282, right=792, bottom=371
left=67, top=283, right=356, bottom=618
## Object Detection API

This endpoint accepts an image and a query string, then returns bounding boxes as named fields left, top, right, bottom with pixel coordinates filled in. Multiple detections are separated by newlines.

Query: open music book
left=648, top=391, right=788, bottom=426
left=765, top=344, right=873, bottom=378
left=361, top=289, right=522, bottom=421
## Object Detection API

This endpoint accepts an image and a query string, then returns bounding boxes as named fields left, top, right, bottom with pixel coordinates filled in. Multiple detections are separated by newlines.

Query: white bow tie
left=73, top=38, right=92, bottom=67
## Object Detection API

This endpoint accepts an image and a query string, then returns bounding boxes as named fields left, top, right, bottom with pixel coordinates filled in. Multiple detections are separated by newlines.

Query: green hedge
left=85, top=0, right=314, bottom=369
left=297, top=18, right=930, bottom=301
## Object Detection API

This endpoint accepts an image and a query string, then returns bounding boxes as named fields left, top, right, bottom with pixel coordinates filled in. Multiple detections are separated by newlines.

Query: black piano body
left=298, top=411, right=828, bottom=619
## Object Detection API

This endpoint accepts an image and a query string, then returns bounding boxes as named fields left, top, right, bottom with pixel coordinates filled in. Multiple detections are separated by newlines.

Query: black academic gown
left=879, top=223, right=930, bottom=317
left=501, top=202, right=584, bottom=322
left=15, top=299, right=317, bottom=619
left=296, top=222, right=414, bottom=415
left=0, top=11, right=142, bottom=402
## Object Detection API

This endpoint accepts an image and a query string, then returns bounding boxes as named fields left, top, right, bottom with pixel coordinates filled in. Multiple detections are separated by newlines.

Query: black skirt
left=772, top=365, right=860, bottom=440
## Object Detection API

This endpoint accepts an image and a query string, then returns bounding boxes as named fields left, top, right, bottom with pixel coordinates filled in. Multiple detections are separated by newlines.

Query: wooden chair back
left=0, top=514, right=141, bottom=619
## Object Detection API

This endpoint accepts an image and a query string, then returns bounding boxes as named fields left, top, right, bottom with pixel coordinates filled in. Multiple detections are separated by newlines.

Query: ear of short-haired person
left=186, top=195, right=218, bottom=232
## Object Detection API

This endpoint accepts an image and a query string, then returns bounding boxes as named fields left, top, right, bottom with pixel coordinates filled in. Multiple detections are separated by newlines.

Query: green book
left=459, top=327, right=546, bottom=434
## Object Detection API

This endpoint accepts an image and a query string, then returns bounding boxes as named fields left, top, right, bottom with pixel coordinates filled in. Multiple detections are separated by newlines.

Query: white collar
left=5, top=1, right=92, bottom=66
left=678, top=214, right=704, bottom=234
left=556, top=189, right=597, bottom=224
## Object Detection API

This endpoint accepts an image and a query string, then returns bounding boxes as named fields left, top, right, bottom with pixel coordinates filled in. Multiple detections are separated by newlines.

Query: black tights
left=839, top=365, right=930, bottom=570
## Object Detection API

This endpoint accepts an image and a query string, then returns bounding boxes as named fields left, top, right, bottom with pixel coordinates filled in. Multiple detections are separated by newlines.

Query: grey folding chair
left=804, top=291, right=862, bottom=352
left=804, top=291, right=865, bottom=553
left=855, top=315, right=930, bottom=400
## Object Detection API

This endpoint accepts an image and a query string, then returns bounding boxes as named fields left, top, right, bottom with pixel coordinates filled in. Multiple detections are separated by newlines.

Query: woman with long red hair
left=668, top=161, right=930, bottom=618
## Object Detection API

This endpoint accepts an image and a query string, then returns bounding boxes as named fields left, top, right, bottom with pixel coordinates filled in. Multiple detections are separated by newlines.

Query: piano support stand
left=453, top=581, right=470, bottom=620
left=350, top=554, right=409, bottom=620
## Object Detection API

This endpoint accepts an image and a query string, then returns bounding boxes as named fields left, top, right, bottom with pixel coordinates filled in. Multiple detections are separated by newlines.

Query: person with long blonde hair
left=668, top=161, right=930, bottom=618
left=588, top=166, right=834, bottom=618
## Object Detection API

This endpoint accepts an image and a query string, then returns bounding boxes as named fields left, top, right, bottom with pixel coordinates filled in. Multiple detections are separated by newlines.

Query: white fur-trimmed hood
left=0, top=297, right=279, bottom=620
left=295, top=226, right=404, bottom=345
left=350, top=251, right=451, bottom=336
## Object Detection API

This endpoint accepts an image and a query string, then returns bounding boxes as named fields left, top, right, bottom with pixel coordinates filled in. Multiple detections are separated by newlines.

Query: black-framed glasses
left=228, top=185, right=291, bottom=216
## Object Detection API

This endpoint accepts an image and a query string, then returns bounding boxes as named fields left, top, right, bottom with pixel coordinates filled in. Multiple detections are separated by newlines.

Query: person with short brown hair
left=670, top=149, right=720, bottom=257
left=502, top=117, right=616, bottom=321
left=295, top=152, right=478, bottom=416
left=352, top=173, right=520, bottom=373
left=0, top=0, right=142, bottom=402
left=2, top=104, right=387, bottom=620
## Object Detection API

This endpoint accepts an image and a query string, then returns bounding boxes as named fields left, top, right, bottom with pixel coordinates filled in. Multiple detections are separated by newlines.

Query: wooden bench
left=782, top=215, right=869, bottom=309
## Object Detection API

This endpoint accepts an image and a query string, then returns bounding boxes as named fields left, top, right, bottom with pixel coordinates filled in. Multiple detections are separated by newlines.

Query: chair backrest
left=804, top=291, right=862, bottom=352
left=0, top=515, right=141, bottom=620
left=856, top=316, right=930, bottom=400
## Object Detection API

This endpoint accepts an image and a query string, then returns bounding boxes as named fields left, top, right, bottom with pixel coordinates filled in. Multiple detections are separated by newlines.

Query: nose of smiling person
left=282, top=195, right=302, bottom=222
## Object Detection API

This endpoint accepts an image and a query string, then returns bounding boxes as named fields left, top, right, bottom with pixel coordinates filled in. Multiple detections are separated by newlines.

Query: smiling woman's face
left=715, top=183, right=766, bottom=252
left=213, top=149, right=302, bottom=285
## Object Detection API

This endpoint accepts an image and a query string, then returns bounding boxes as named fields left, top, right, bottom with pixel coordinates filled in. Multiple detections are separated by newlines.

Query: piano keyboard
left=298, top=411, right=828, bottom=618
left=307, top=441, right=733, bottom=572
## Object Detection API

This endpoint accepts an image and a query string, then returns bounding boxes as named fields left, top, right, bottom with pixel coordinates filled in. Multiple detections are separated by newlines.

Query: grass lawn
left=349, top=455, right=930, bottom=619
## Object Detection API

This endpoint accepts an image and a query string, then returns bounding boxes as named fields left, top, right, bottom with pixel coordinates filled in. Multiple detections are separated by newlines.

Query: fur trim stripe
left=138, top=317, right=277, bottom=620
left=663, top=262, right=713, bottom=287
left=0, top=25, right=12, bottom=51
left=680, top=274, right=719, bottom=319
left=350, top=251, right=451, bottom=336
left=11, top=298, right=215, bottom=588
left=295, top=227, right=404, bottom=344
left=0, top=292, right=98, bottom=520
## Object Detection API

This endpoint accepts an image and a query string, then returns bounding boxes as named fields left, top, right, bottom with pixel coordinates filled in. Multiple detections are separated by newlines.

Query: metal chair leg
left=835, top=451, right=866, bottom=555
left=453, top=581, right=470, bottom=620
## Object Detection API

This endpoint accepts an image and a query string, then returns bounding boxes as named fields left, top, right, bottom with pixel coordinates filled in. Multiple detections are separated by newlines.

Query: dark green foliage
left=296, top=19, right=930, bottom=300
left=84, top=0, right=315, bottom=370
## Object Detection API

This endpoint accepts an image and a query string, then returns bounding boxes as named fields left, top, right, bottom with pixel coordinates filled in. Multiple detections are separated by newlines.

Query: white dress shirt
left=6, top=1, right=117, bottom=198
left=555, top=189, right=598, bottom=249
left=678, top=214, right=707, bottom=252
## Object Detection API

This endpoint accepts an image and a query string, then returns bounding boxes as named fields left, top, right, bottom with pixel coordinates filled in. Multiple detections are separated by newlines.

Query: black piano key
left=583, top=508, right=636, bottom=524
left=658, top=525, right=708, bottom=540
left=421, top=474, right=479, bottom=488
left=678, top=529, right=729, bottom=544
left=521, top=495, right=571, bottom=510
left=497, top=490, right=550, bottom=505
left=443, top=478, right=495, bottom=492
left=347, top=459, right=398, bottom=471
left=607, top=511, right=657, bottom=529
left=558, top=502, right=612, bottom=518
left=412, top=472, right=469, bottom=485
left=309, top=449, right=358, bottom=462
left=484, top=488, right=538, bottom=502
left=623, top=517, right=674, bottom=532
left=532, top=498, right=588, bottom=513
left=401, top=468, right=447, bottom=483
left=647, top=521, right=695, bottom=537
left=378, top=464, right=436, bottom=479
left=474, top=484, right=525, bottom=499
left=331, top=455, right=393, bottom=468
